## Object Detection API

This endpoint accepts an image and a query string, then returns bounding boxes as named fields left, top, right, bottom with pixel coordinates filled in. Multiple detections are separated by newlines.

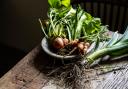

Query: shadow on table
left=33, top=45, right=128, bottom=74
left=0, top=43, right=26, bottom=77
left=33, top=45, right=80, bottom=75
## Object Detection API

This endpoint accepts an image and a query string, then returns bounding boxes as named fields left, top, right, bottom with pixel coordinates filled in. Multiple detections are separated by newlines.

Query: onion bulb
left=82, top=46, right=88, bottom=54
left=78, top=42, right=89, bottom=54
left=77, top=42, right=84, bottom=50
left=85, top=42, right=90, bottom=47
left=63, top=38, right=69, bottom=46
left=53, top=37, right=64, bottom=49
left=71, top=39, right=79, bottom=46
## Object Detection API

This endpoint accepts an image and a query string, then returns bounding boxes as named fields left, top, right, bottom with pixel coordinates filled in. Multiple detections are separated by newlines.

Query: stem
left=39, top=19, right=48, bottom=38
left=66, top=25, right=72, bottom=41
left=87, top=43, right=128, bottom=64
left=49, top=10, right=55, bottom=29
left=87, top=48, right=108, bottom=64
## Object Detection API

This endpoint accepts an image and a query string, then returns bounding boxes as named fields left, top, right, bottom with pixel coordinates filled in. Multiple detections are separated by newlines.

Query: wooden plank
left=0, top=44, right=128, bottom=89
left=0, top=45, right=48, bottom=89
left=91, top=60, right=128, bottom=89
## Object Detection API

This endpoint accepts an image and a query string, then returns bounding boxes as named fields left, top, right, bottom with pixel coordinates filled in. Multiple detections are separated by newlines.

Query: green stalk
left=66, top=25, right=72, bottom=41
left=39, top=19, right=48, bottom=38
left=86, top=27, right=128, bottom=65
left=74, top=11, right=86, bottom=39
left=87, top=43, right=128, bottom=64
left=87, top=48, right=108, bottom=64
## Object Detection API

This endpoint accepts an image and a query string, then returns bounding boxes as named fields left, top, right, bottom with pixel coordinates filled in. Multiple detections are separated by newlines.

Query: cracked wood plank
left=91, top=60, right=128, bottom=89
left=0, top=44, right=128, bottom=89
left=0, top=45, right=48, bottom=89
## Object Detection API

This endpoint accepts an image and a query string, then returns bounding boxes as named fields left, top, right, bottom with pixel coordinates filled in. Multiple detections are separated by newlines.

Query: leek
left=86, top=26, right=128, bottom=64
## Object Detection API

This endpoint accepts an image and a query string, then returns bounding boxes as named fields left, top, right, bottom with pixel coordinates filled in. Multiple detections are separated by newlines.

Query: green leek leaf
left=86, top=26, right=128, bottom=65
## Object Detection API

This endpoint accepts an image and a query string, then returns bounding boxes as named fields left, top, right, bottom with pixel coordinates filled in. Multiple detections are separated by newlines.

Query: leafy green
left=48, top=0, right=61, bottom=8
left=61, top=0, right=70, bottom=7
left=40, top=1, right=109, bottom=42
left=39, top=0, right=128, bottom=67
left=71, top=6, right=87, bottom=40
left=86, top=26, right=128, bottom=64
left=48, top=0, right=70, bottom=8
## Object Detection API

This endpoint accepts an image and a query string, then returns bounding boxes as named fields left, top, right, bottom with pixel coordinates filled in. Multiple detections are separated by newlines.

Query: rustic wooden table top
left=0, top=44, right=128, bottom=89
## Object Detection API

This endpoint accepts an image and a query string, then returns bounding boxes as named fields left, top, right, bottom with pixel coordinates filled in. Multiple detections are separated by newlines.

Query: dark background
left=1, top=0, right=48, bottom=52
left=0, top=0, right=48, bottom=77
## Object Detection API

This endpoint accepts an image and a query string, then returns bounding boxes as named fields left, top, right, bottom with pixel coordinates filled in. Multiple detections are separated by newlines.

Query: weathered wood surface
left=0, top=44, right=128, bottom=89
left=0, top=45, right=49, bottom=89
left=91, top=60, right=128, bottom=89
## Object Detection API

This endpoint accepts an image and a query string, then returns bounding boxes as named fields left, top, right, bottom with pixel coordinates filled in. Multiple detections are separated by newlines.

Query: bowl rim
left=41, top=37, right=81, bottom=60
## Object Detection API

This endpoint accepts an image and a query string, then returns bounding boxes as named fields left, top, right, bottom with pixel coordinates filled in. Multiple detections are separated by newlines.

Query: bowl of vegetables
left=41, top=37, right=82, bottom=60
left=40, top=0, right=109, bottom=60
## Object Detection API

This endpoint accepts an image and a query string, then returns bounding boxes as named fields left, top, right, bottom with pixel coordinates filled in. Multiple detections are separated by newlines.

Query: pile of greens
left=39, top=0, right=128, bottom=65
left=40, top=0, right=108, bottom=42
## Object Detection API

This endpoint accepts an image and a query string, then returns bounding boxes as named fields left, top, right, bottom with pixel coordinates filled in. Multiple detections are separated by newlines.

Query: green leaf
left=58, top=7, right=71, bottom=18
left=66, top=25, right=72, bottom=40
left=48, top=0, right=61, bottom=8
left=61, top=0, right=70, bottom=7
left=106, top=31, right=119, bottom=47
left=86, top=26, right=128, bottom=65
left=48, top=0, right=70, bottom=8
left=72, top=6, right=87, bottom=40
left=93, top=37, right=100, bottom=51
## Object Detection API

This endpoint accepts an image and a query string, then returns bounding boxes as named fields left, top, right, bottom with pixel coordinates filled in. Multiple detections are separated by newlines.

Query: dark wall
left=1, top=0, right=48, bottom=52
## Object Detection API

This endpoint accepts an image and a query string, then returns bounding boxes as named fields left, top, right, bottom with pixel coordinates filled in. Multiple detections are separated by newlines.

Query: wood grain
left=0, top=44, right=128, bottom=89
left=0, top=45, right=48, bottom=89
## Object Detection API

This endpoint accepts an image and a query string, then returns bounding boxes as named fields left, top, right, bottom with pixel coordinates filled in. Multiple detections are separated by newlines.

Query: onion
left=77, top=42, right=84, bottom=50
left=83, top=47, right=88, bottom=54
left=71, top=39, right=79, bottom=46
left=63, top=38, right=69, bottom=46
left=78, top=42, right=89, bottom=54
left=53, top=37, right=64, bottom=49
left=85, top=42, right=90, bottom=47
left=84, top=45, right=88, bottom=49
left=79, top=45, right=88, bottom=54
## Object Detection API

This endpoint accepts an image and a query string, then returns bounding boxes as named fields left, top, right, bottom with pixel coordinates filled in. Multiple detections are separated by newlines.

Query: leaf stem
left=87, top=48, right=108, bottom=64
left=39, top=19, right=48, bottom=38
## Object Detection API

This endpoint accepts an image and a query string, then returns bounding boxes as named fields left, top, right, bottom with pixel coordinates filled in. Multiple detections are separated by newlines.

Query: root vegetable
left=80, top=46, right=88, bottom=54
left=63, top=38, right=69, bottom=46
left=84, top=45, right=88, bottom=49
left=77, top=42, right=84, bottom=50
left=78, top=42, right=89, bottom=54
left=53, top=37, right=64, bottom=49
left=85, top=42, right=90, bottom=47
left=83, top=47, right=88, bottom=53
left=71, top=39, right=79, bottom=46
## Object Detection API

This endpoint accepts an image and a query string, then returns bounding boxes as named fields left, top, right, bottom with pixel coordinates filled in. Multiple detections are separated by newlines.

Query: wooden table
left=0, top=44, right=128, bottom=89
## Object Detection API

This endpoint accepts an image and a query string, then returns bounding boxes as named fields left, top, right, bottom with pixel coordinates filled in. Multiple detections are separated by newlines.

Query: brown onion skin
left=52, top=37, right=90, bottom=54
left=78, top=42, right=89, bottom=54
left=70, top=39, right=79, bottom=46
left=85, top=42, right=90, bottom=48
left=53, top=37, right=64, bottom=49
left=77, top=42, right=84, bottom=50
left=79, top=45, right=88, bottom=54
left=63, top=38, right=69, bottom=46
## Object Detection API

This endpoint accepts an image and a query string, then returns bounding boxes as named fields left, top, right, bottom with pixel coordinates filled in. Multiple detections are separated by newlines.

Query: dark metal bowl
left=41, top=37, right=82, bottom=60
